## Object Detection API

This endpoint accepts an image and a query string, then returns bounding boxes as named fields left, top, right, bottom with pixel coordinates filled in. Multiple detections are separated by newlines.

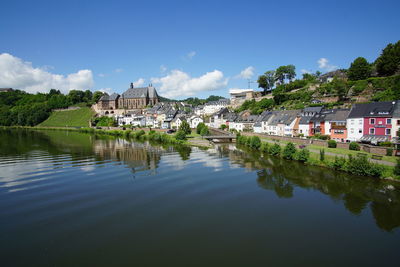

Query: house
left=360, top=101, right=396, bottom=144
left=171, top=115, right=187, bottom=129
left=118, top=83, right=159, bottom=110
left=280, top=110, right=300, bottom=137
left=391, top=102, right=400, bottom=140
left=210, top=108, right=230, bottom=128
left=97, top=93, right=120, bottom=114
left=346, top=103, right=369, bottom=142
left=194, top=105, right=205, bottom=116
left=328, top=109, right=350, bottom=142
left=229, top=115, right=258, bottom=132
left=309, top=109, right=334, bottom=136
left=189, top=116, right=204, bottom=129
left=298, top=107, right=322, bottom=136
left=253, top=111, right=270, bottom=133
left=203, top=99, right=230, bottom=115
left=161, top=109, right=177, bottom=129
left=0, top=88, right=14, bottom=92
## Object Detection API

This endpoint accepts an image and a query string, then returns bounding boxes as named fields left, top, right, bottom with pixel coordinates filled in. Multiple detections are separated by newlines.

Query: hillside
left=38, top=107, right=95, bottom=127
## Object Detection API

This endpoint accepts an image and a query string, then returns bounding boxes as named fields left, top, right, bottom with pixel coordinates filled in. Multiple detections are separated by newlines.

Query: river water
left=0, top=129, right=399, bottom=266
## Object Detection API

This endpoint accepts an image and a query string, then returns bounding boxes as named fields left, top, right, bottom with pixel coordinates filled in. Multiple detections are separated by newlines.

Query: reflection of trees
left=225, top=145, right=400, bottom=232
left=175, top=146, right=192, bottom=161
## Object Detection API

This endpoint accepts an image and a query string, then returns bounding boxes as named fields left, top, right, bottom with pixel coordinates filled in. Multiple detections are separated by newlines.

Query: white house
left=346, top=103, right=367, bottom=142
left=203, top=99, right=230, bottom=115
left=189, top=116, right=203, bottom=129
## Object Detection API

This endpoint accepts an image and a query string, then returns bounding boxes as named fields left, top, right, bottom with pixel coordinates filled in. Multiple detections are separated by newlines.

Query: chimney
left=130, top=83, right=134, bottom=89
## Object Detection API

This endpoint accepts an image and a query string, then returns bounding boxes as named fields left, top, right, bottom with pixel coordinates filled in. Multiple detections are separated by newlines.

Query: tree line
left=0, top=89, right=104, bottom=126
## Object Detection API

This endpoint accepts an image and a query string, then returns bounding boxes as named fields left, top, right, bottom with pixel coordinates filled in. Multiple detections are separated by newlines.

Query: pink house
left=361, top=101, right=397, bottom=143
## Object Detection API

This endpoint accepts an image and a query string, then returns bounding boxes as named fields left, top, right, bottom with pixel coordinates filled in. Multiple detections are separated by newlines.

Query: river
left=0, top=129, right=399, bottom=266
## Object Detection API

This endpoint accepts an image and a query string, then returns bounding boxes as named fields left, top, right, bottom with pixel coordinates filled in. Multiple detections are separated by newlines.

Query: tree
left=375, top=40, right=400, bottom=76
left=348, top=57, right=371, bottom=81
left=283, top=142, right=296, bottom=160
left=275, top=66, right=287, bottom=84
left=331, top=77, right=348, bottom=100
left=196, top=122, right=206, bottom=134
left=257, top=70, right=275, bottom=94
left=285, top=65, right=296, bottom=81
left=179, top=120, right=191, bottom=135
left=175, top=130, right=187, bottom=140
left=92, top=91, right=104, bottom=103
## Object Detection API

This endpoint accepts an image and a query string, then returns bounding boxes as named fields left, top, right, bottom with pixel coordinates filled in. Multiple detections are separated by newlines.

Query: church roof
left=121, top=85, right=159, bottom=99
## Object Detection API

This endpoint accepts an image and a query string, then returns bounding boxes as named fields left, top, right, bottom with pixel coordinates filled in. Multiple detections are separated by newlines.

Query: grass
left=38, top=107, right=95, bottom=128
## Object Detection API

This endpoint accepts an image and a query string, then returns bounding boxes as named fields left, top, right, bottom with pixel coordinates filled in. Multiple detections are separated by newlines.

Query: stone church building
left=97, top=83, right=160, bottom=114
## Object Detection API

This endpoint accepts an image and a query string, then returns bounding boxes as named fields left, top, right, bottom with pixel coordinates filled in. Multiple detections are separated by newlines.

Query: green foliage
left=320, top=149, right=325, bottom=162
left=328, top=140, right=337, bottom=148
left=394, top=159, right=400, bottom=176
left=175, top=130, right=187, bottom=140
left=349, top=80, right=369, bottom=95
left=183, top=95, right=225, bottom=106
left=297, top=148, right=310, bottom=162
left=257, top=70, right=275, bottom=93
left=93, top=116, right=116, bottom=127
left=275, top=65, right=296, bottom=84
left=260, top=142, right=269, bottom=153
left=379, top=141, right=393, bottom=147
left=196, top=122, right=206, bottom=134
left=200, top=127, right=209, bottom=136
left=349, top=142, right=360, bottom=151
left=39, top=107, right=95, bottom=127
left=178, top=120, right=191, bottom=135
left=283, top=142, right=296, bottom=160
left=220, top=124, right=227, bottom=130
left=375, top=40, right=400, bottom=76
left=386, top=148, right=393, bottom=156
left=249, top=136, right=261, bottom=150
left=346, top=154, right=383, bottom=178
left=348, top=57, right=371, bottom=81
left=269, top=143, right=281, bottom=156
left=236, top=98, right=275, bottom=114
left=332, top=156, right=346, bottom=170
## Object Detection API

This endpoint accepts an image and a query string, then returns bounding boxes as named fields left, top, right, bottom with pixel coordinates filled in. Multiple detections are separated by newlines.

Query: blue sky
left=0, top=0, right=399, bottom=99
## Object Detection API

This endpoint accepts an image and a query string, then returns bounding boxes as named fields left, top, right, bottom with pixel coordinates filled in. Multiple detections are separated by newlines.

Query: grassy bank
left=236, top=134, right=399, bottom=180
left=38, top=107, right=95, bottom=127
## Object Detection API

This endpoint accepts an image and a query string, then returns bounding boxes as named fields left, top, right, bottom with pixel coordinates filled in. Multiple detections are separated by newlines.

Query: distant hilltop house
left=0, top=88, right=14, bottom=93
left=96, top=83, right=159, bottom=115
left=229, top=89, right=262, bottom=106
left=318, top=70, right=347, bottom=83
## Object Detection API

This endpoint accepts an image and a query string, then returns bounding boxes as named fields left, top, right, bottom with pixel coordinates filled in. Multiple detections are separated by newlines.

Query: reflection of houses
left=93, top=139, right=161, bottom=172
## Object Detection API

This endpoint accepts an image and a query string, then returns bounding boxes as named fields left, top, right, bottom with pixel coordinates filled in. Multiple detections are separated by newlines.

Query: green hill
left=38, top=107, right=95, bottom=127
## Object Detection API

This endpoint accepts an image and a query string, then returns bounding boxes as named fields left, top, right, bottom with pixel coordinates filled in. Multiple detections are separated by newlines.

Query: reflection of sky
left=161, top=148, right=225, bottom=172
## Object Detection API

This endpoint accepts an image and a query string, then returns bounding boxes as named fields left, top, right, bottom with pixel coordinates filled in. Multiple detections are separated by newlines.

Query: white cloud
left=132, top=78, right=145, bottom=87
left=301, top=69, right=312, bottom=74
left=98, top=73, right=106, bottom=77
left=235, top=66, right=255, bottom=79
left=318, top=58, right=337, bottom=72
left=160, top=65, right=167, bottom=73
left=114, top=68, right=123, bottom=73
left=186, top=51, right=196, bottom=60
left=99, top=88, right=113, bottom=94
left=151, top=69, right=228, bottom=98
left=0, top=53, right=94, bottom=93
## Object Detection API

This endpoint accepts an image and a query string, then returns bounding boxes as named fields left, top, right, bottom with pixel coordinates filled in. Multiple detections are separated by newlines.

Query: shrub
left=283, top=142, right=296, bottom=160
left=386, top=148, right=393, bottom=156
left=220, top=124, right=227, bottom=130
left=332, top=156, right=346, bottom=170
left=349, top=142, right=360, bottom=151
left=250, top=136, right=261, bottom=150
left=379, top=141, right=393, bottom=147
left=196, top=123, right=206, bottom=134
left=179, top=121, right=191, bottom=135
left=320, top=149, right=325, bottom=162
left=346, top=154, right=384, bottom=178
left=394, top=159, right=400, bottom=176
left=328, top=140, right=337, bottom=148
left=175, top=130, right=187, bottom=141
left=260, top=142, right=269, bottom=153
left=297, top=149, right=310, bottom=162
left=200, top=127, right=209, bottom=136
left=269, top=143, right=281, bottom=156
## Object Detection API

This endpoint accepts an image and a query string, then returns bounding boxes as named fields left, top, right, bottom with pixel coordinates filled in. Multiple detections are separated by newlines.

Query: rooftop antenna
left=247, top=79, right=256, bottom=89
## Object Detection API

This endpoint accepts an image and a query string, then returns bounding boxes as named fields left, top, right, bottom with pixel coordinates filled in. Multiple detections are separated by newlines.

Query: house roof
left=326, top=109, right=350, bottom=122
left=303, top=106, right=323, bottom=113
left=121, top=86, right=159, bottom=99
left=348, top=101, right=397, bottom=118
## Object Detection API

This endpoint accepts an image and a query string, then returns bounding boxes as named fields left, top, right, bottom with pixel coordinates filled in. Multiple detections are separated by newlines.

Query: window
left=370, top=118, right=375, bottom=124
left=359, top=119, right=362, bottom=124
left=370, top=128, right=375, bottom=134
left=387, top=118, right=392, bottom=124
left=386, top=128, right=391, bottom=135
left=359, top=129, right=362, bottom=133
left=397, top=120, right=400, bottom=125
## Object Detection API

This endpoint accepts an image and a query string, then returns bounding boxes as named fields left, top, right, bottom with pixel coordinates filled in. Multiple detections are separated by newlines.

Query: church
left=97, top=83, right=160, bottom=113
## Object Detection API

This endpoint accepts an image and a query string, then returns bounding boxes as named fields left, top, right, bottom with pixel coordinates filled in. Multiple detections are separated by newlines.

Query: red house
left=361, top=101, right=396, bottom=144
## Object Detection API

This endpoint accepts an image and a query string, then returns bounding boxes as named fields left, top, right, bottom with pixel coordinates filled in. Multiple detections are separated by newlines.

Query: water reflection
left=219, top=145, right=400, bottom=232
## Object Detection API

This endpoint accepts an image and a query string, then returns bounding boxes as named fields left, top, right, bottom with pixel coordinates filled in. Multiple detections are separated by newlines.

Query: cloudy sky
left=1, top=0, right=399, bottom=99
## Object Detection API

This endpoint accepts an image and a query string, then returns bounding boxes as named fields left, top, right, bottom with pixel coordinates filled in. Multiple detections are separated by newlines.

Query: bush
left=346, top=154, right=383, bottom=178
left=349, top=142, right=360, bottom=151
left=332, top=156, right=346, bottom=170
left=260, top=142, right=269, bottom=153
left=328, top=140, right=337, bottom=148
left=394, top=159, right=400, bottom=176
left=179, top=121, right=191, bottom=135
left=175, top=130, right=187, bottom=141
left=297, top=149, right=310, bottom=162
left=269, top=143, right=281, bottom=156
left=379, top=141, right=393, bottom=147
left=220, top=124, right=227, bottom=130
left=386, top=148, right=393, bottom=156
left=196, top=122, right=206, bottom=134
left=320, top=149, right=325, bottom=162
left=250, top=136, right=261, bottom=150
left=200, top=127, right=209, bottom=136
left=283, top=142, right=296, bottom=160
